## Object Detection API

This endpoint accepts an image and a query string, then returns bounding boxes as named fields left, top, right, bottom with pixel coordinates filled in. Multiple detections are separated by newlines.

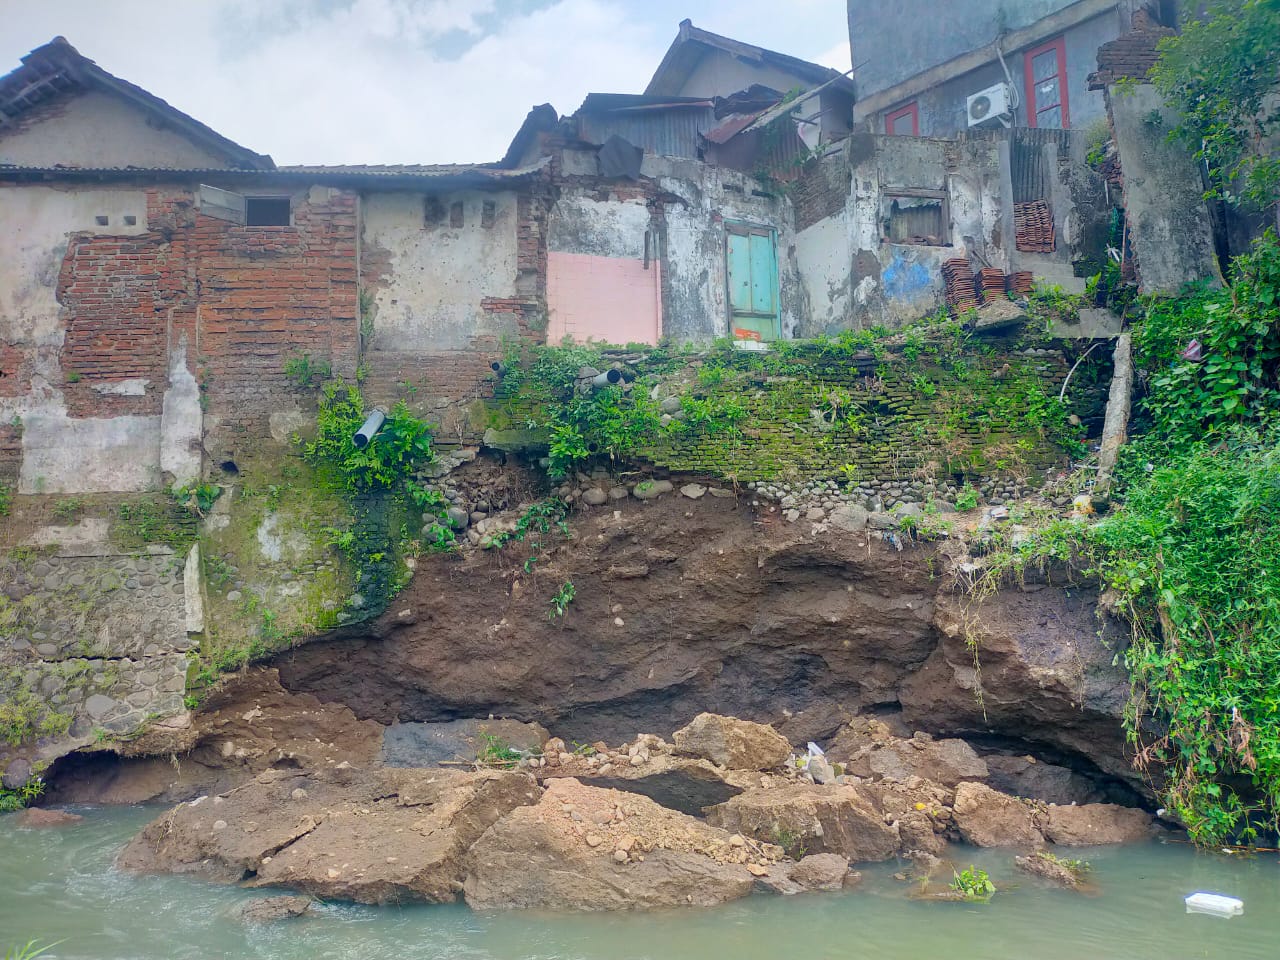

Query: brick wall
left=177, top=189, right=359, bottom=441
left=1089, top=10, right=1175, bottom=90
left=35, top=185, right=360, bottom=441
left=57, top=231, right=169, bottom=417
left=0, top=421, right=21, bottom=482
left=792, top=152, right=851, bottom=232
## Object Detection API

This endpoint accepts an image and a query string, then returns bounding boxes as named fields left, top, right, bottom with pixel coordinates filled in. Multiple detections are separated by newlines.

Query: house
left=647, top=19, right=855, bottom=146
left=0, top=38, right=546, bottom=494
left=849, top=0, right=1179, bottom=137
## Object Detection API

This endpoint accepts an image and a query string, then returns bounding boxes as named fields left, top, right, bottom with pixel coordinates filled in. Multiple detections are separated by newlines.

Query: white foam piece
left=1185, top=892, right=1244, bottom=918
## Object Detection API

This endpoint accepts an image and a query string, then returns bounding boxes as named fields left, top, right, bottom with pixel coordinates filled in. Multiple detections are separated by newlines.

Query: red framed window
left=1024, top=37, right=1069, bottom=129
left=885, top=101, right=919, bottom=136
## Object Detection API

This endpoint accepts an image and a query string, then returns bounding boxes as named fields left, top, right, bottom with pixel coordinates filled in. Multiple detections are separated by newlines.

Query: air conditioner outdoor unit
left=967, top=82, right=1013, bottom=127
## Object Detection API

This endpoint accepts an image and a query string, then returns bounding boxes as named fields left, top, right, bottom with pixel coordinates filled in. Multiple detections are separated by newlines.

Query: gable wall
left=0, top=90, right=233, bottom=169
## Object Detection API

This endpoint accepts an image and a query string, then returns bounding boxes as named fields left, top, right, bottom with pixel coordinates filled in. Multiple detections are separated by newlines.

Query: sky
left=0, top=0, right=851, bottom=166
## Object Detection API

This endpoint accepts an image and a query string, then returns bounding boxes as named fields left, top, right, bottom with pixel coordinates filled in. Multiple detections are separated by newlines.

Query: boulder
left=832, top=720, right=988, bottom=788
left=238, top=896, right=314, bottom=923
left=672, top=713, right=791, bottom=771
left=1014, top=853, right=1083, bottom=889
left=11, top=807, right=84, bottom=828
left=581, top=488, right=608, bottom=507
left=787, top=853, right=851, bottom=891
left=984, top=754, right=1112, bottom=806
left=119, top=765, right=540, bottom=904
left=462, top=778, right=763, bottom=911
left=1040, top=803, right=1156, bottom=846
left=632, top=479, right=674, bottom=501
left=705, top=783, right=900, bottom=862
left=827, top=504, right=869, bottom=533
left=951, top=782, right=1043, bottom=848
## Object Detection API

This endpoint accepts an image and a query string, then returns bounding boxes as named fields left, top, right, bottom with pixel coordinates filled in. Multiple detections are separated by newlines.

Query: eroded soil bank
left=46, top=486, right=1145, bottom=810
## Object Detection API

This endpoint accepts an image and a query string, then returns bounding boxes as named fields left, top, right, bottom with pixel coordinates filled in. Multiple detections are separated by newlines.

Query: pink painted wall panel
left=546, top=251, right=662, bottom=346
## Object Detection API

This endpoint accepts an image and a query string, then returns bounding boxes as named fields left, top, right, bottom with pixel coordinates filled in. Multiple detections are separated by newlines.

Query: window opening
left=1024, top=37, right=1069, bottom=129
left=244, top=197, right=290, bottom=226
left=885, top=102, right=919, bottom=136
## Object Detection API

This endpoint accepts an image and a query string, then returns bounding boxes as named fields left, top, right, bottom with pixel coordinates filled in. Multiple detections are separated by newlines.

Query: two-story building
left=849, top=0, right=1178, bottom=136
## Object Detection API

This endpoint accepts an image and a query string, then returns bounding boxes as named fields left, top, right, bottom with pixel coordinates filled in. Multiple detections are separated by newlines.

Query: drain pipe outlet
left=591, top=369, right=623, bottom=389
left=353, top=408, right=387, bottom=449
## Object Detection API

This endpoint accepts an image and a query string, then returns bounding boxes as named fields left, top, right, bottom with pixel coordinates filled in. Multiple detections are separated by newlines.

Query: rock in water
left=1040, top=803, right=1156, bottom=845
left=671, top=713, right=792, bottom=770
left=238, top=896, right=314, bottom=923
left=462, top=778, right=762, bottom=911
left=787, top=853, right=851, bottom=891
left=706, top=783, right=900, bottom=862
left=11, top=808, right=84, bottom=828
left=118, top=765, right=540, bottom=904
left=1014, top=853, right=1082, bottom=889
left=951, top=782, right=1044, bottom=848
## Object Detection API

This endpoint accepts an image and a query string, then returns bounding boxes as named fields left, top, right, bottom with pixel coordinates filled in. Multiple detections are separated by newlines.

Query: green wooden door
left=727, top=225, right=780, bottom=341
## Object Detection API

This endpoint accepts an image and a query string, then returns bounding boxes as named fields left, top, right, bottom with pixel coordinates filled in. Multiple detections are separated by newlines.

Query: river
left=1, top=806, right=1274, bottom=960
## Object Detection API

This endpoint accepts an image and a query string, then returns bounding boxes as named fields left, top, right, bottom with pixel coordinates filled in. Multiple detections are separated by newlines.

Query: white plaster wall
left=19, top=413, right=162, bottom=493
left=0, top=91, right=231, bottom=169
left=362, top=190, right=519, bottom=351
left=548, top=195, right=651, bottom=258
left=795, top=214, right=852, bottom=333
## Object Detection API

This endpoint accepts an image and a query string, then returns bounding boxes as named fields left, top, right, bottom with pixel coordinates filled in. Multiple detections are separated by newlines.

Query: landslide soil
left=272, top=490, right=1138, bottom=794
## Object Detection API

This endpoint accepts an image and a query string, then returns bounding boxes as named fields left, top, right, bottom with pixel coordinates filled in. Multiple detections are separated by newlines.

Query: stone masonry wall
left=0, top=543, right=195, bottom=788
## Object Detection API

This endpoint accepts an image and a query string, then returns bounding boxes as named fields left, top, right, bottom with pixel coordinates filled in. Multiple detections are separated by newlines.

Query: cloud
left=0, top=0, right=851, bottom=165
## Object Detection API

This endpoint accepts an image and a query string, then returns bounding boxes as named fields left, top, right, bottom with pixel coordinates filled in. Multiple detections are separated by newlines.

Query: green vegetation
left=492, top=319, right=1083, bottom=488
left=1151, top=0, right=1280, bottom=211
left=282, top=353, right=332, bottom=388
left=967, top=234, right=1280, bottom=844
left=303, top=382, right=434, bottom=493
left=0, top=776, right=45, bottom=813
left=950, top=865, right=996, bottom=900
left=170, top=482, right=221, bottom=517
left=50, top=497, right=86, bottom=523
left=547, top=580, right=575, bottom=619
left=0, top=682, right=72, bottom=747
left=3, top=941, right=62, bottom=960
left=1035, top=851, right=1090, bottom=874
left=477, top=733, right=523, bottom=768
left=0, top=482, right=10, bottom=518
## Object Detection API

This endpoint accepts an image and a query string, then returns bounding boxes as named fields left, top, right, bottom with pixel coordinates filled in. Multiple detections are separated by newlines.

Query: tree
left=1150, top=0, right=1280, bottom=213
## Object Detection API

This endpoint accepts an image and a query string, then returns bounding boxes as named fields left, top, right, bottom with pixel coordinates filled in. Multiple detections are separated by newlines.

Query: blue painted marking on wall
left=881, top=254, right=931, bottom=300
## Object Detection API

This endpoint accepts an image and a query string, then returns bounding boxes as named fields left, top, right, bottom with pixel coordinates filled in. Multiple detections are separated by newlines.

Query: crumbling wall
left=1107, top=84, right=1221, bottom=293
left=0, top=180, right=360, bottom=491
left=649, top=155, right=803, bottom=343
left=795, top=133, right=1007, bottom=332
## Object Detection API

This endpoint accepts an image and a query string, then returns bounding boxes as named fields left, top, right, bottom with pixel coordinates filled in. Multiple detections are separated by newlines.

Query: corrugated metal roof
left=576, top=105, right=716, bottom=159
left=0, top=157, right=549, bottom=186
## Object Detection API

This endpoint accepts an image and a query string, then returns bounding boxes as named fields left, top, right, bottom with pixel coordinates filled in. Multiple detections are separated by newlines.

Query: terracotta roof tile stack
left=1007, top=271, right=1035, bottom=296
left=1014, top=200, right=1055, bottom=253
left=942, top=258, right=979, bottom=315
left=977, top=267, right=1006, bottom=304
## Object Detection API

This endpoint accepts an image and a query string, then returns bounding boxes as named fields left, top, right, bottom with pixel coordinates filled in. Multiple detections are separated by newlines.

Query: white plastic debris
left=1184, top=892, right=1244, bottom=918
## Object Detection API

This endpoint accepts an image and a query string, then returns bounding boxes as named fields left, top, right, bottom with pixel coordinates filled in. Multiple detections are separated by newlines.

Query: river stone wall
left=0, top=541, right=198, bottom=788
